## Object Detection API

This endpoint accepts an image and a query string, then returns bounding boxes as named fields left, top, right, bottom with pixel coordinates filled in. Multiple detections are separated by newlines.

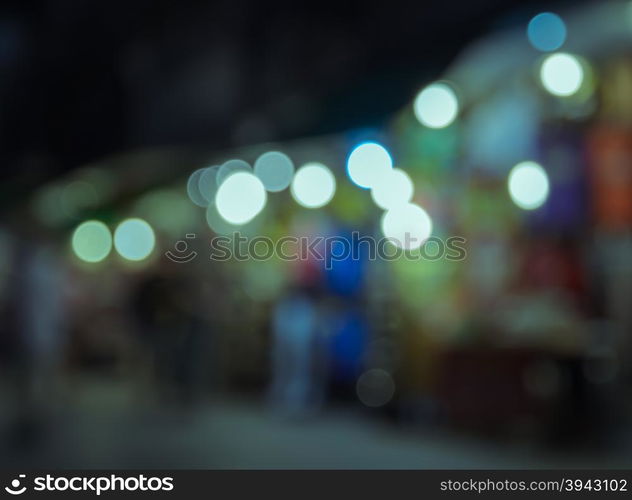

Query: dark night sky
left=0, top=0, right=581, bottom=186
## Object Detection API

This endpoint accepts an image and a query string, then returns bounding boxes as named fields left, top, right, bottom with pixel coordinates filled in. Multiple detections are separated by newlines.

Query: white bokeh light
left=217, top=159, right=251, bottom=186
left=370, top=168, right=414, bottom=210
left=508, top=161, right=550, bottom=210
left=291, top=162, right=336, bottom=208
left=346, top=142, right=393, bottom=189
left=540, top=53, right=583, bottom=96
left=216, top=171, right=267, bottom=225
left=206, top=202, right=242, bottom=235
left=413, top=83, right=459, bottom=128
left=381, top=203, right=433, bottom=250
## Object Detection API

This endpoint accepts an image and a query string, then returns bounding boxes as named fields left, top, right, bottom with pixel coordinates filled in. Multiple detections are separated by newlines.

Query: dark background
left=0, top=0, right=572, bottom=187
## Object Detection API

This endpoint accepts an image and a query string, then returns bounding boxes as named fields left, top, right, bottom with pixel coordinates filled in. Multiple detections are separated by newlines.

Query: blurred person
left=321, top=226, right=370, bottom=401
left=6, top=229, right=69, bottom=447
left=327, top=301, right=369, bottom=400
left=268, top=284, right=324, bottom=417
left=131, top=262, right=209, bottom=406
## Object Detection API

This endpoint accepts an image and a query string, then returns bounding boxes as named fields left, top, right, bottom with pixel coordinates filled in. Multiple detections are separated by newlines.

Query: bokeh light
left=216, top=171, right=267, bottom=225
left=370, top=168, right=414, bottom=210
left=413, top=82, right=459, bottom=128
left=356, top=369, right=396, bottom=408
left=346, top=142, right=393, bottom=189
left=540, top=53, right=584, bottom=96
left=527, top=12, right=567, bottom=52
left=71, top=220, right=112, bottom=263
left=508, top=161, right=550, bottom=210
left=254, top=151, right=295, bottom=192
left=198, top=166, right=220, bottom=204
left=113, top=218, right=156, bottom=261
left=217, top=159, right=251, bottom=186
left=290, top=162, right=336, bottom=208
left=381, top=203, right=433, bottom=250
left=186, top=168, right=208, bottom=207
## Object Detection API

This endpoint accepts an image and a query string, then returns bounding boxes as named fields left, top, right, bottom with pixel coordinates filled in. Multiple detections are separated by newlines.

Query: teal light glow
left=114, top=218, right=156, bottom=261
left=527, top=13, right=566, bottom=52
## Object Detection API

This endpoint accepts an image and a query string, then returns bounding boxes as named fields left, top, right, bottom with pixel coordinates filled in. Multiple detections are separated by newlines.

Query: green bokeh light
left=71, top=220, right=112, bottom=263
